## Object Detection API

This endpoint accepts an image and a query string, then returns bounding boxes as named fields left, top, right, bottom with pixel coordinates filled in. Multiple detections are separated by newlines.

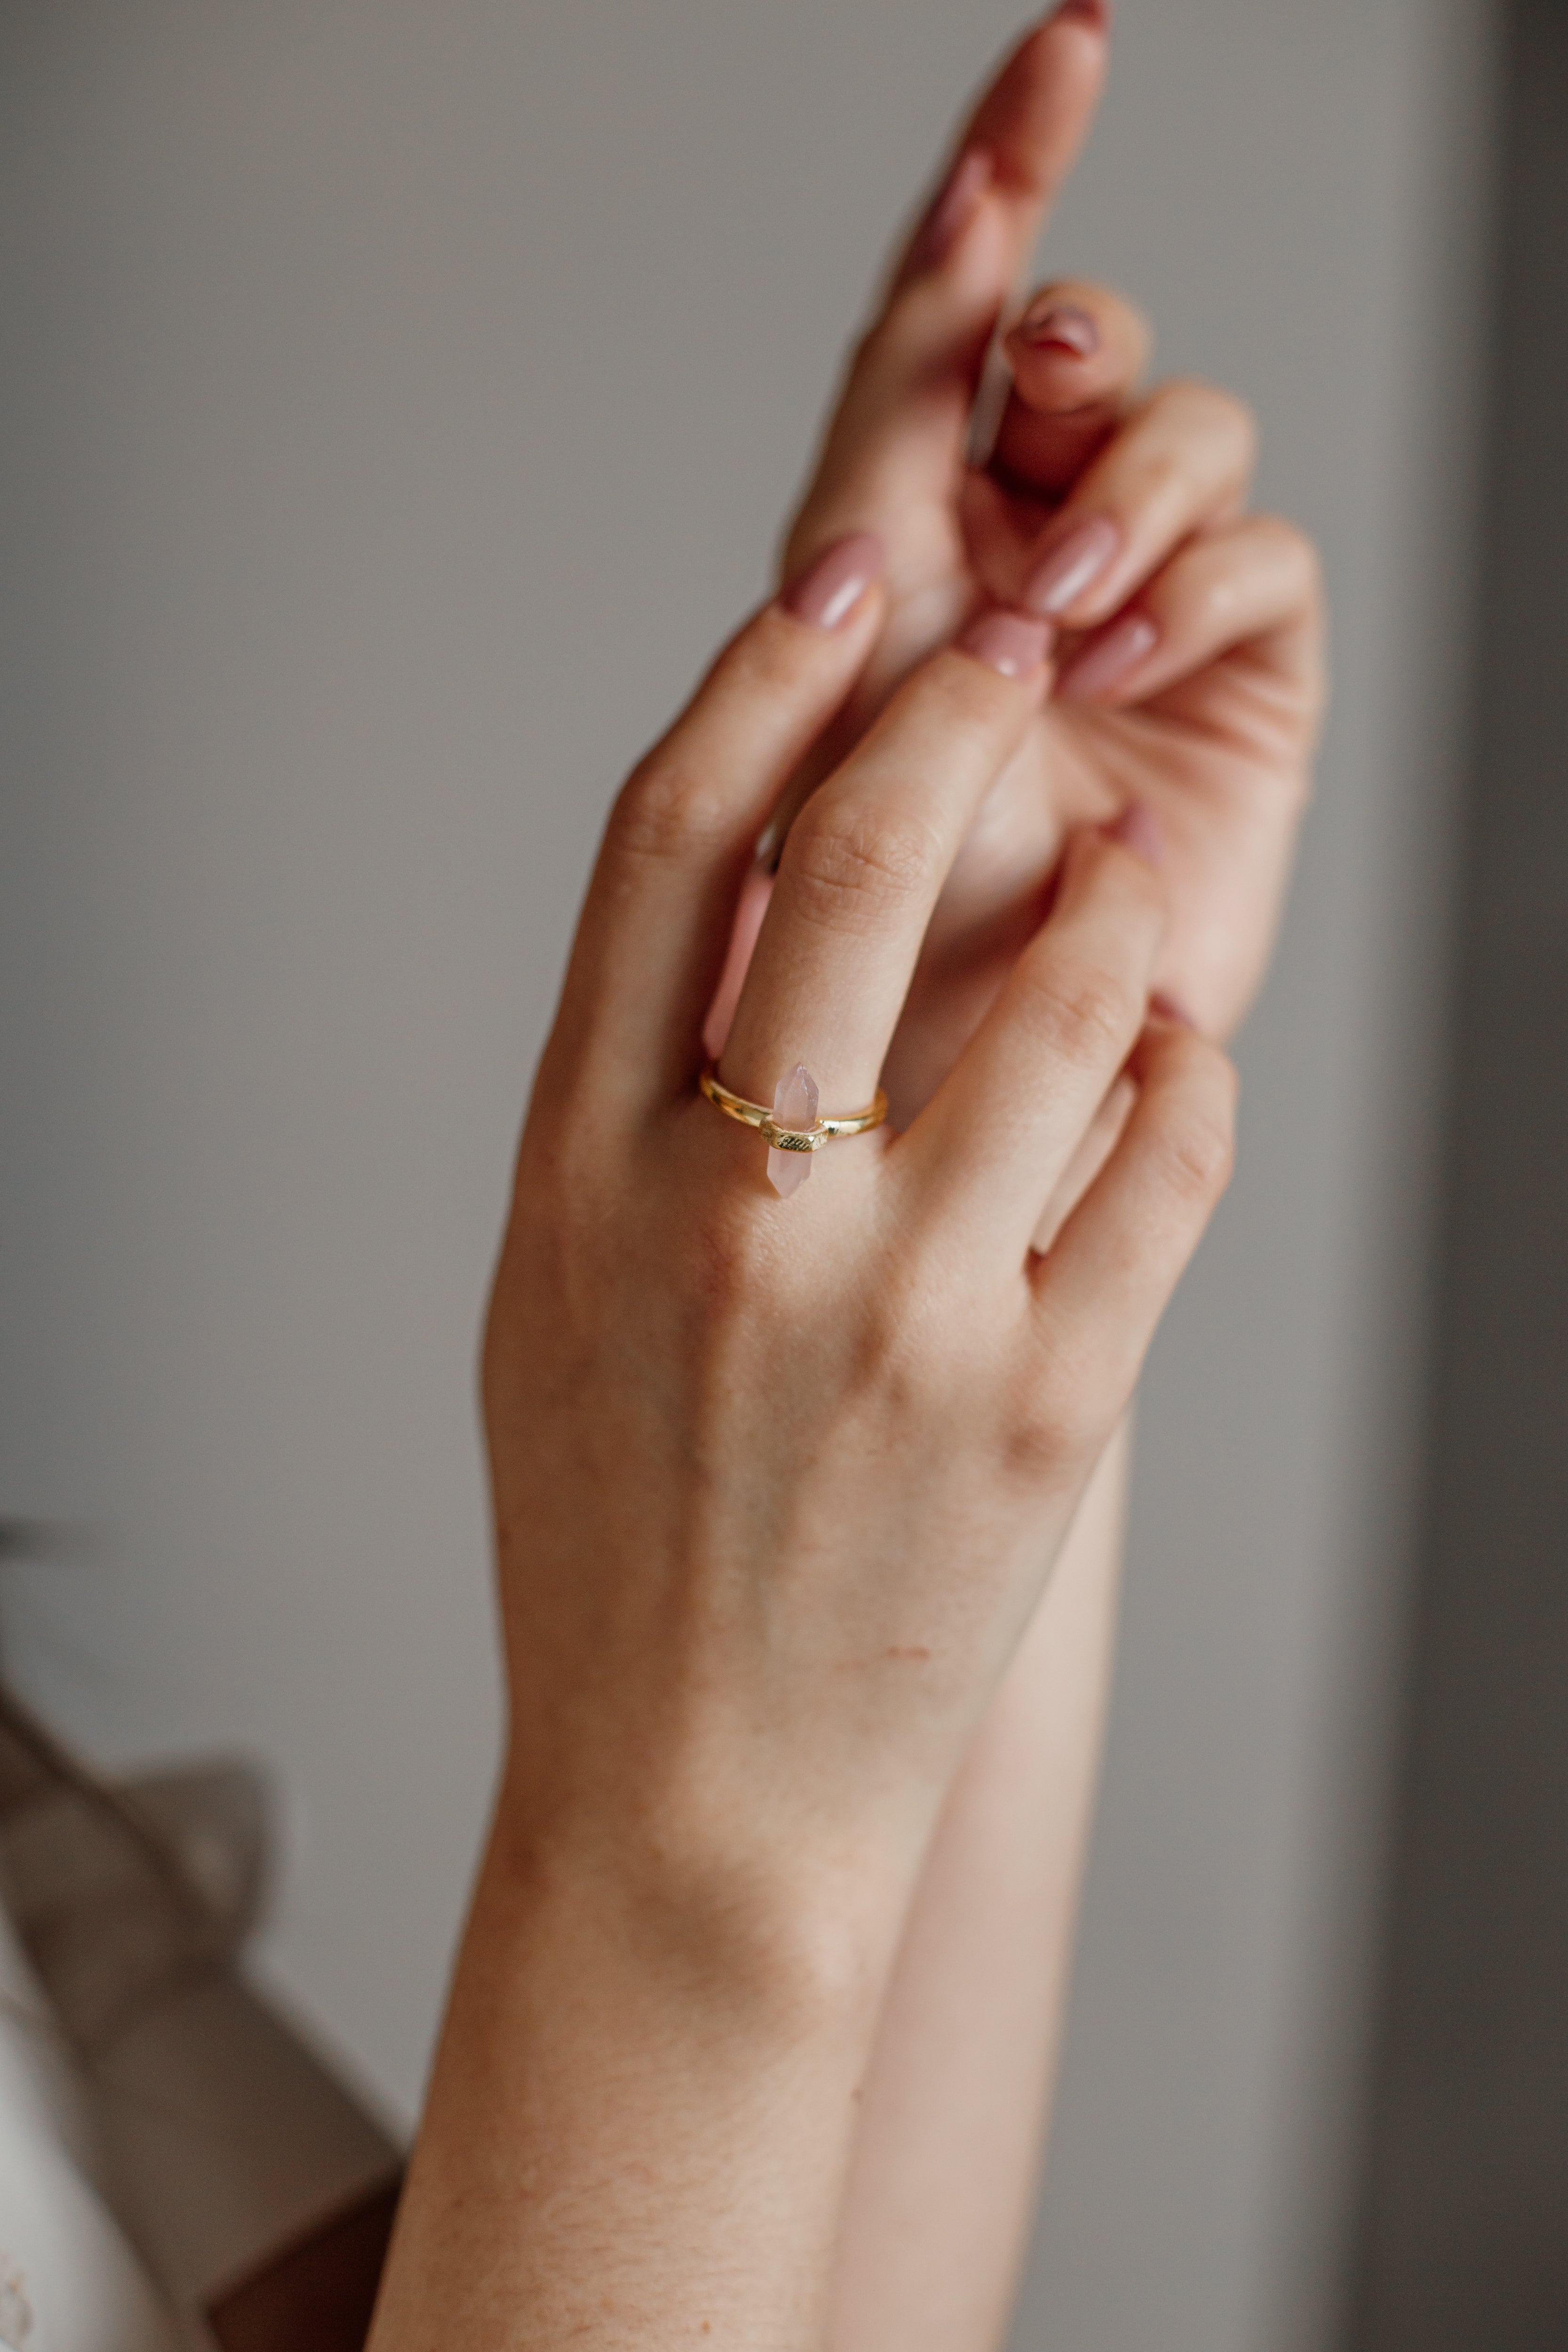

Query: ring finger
left=906, top=818, right=1167, bottom=1255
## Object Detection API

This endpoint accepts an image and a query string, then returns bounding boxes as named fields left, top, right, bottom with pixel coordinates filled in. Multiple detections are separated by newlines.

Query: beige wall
left=0, top=3, right=1493, bottom=2346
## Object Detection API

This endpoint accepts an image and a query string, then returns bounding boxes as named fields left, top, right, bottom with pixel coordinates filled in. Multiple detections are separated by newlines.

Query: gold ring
left=700, top=1061, right=888, bottom=1154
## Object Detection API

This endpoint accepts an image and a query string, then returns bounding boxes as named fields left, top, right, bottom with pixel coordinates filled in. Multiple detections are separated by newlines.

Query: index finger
left=786, top=3, right=1111, bottom=578
left=896, top=0, right=1112, bottom=293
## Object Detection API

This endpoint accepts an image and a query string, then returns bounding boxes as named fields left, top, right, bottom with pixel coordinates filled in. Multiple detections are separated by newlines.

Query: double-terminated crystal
left=767, top=1064, right=819, bottom=1199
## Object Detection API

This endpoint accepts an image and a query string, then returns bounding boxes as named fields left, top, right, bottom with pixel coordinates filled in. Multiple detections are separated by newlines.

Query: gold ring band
left=700, top=1062, right=888, bottom=1154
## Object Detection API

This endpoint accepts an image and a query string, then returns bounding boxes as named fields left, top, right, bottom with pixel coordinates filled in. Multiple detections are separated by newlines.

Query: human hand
left=775, top=2, right=1322, bottom=1118
left=483, top=552, right=1236, bottom=1940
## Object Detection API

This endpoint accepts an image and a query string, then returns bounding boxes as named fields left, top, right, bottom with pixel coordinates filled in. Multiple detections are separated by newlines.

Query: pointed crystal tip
left=767, top=1063, right=819, bottom=1198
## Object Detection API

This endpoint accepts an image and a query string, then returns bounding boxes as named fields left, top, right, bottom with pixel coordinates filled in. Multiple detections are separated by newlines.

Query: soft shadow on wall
left=1348, top=5, right=1568, bottom=2347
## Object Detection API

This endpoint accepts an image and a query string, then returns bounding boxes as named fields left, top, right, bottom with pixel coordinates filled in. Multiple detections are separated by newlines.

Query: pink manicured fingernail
left=1024, top=515, right=1121, bottom=617
left=1150, top=988, right=1195, bottom=1028
left=1052, top=0, right=1111, bottom=28
left=1056, top=611, right=1160, bottom=701
left=910, top=148, right=992, bottom=274
left=959, top=609, right=1053, bottom=679
left=1016, top=299, right=1099, bottom=357
left=1100, top=799, right=1163, bottom=866
left=782, top=532, right=884, bottom=630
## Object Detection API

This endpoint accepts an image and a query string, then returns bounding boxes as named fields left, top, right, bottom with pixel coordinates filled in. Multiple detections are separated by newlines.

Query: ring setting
left=700, top=1060, right=888, bottom=1196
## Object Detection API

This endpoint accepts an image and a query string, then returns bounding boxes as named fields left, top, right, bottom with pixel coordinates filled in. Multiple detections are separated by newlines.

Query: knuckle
left=1011, top=1343, right=1106, bottom=1476
left=1155, top=376, right=1259, bottom=464
left=1018, top=958, right=1135, bottom=1073
left=1255, top=513, right=1325, bottom=603
left=1123, top=438, right=1188, bottom=511
left=1149, top=1079, right=1236, bottom=1206
left=608, top=753, right=728, bottom=867
left=680, top=1198, right=773, bottom=1319
left=850, top=301, right=926, bottom=388
left=786, top=803, right=937, bottom=935
left=1192, top=565, right=1244, bottom=634
left=715, top=611, right=806, bottom=696
left=923, top=649, right=1020, bottom=726
left=857, top=1271, right=940, bottom=1398
left=1100, top=835, right=1168, bottom=918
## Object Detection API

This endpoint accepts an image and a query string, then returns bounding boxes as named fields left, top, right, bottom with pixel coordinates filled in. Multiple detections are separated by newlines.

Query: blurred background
left=2, top=1, right=1562, bottom=2346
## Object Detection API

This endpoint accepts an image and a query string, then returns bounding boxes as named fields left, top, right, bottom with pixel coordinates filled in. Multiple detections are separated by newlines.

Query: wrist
left=379, top=1765, right=904, bottom=2349
left=486, top=1771, right=910, bottom=2045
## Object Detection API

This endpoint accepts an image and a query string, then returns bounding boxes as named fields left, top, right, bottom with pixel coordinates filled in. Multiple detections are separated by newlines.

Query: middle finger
left=720, top=615, right=1052, bottom=1120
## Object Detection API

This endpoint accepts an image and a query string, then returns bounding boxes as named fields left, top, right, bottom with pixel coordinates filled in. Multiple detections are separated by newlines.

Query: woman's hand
left=362, top=444, right=1246, bottom=2337
left=485, top=555, right=1235, bottom=1948
left=369, top=556, right=1235, bottom=2352
left=779, top=2, right=1322, bottom=1118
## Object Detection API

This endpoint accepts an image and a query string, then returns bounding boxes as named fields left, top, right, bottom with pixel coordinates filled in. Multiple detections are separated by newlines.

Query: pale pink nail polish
left=909, top=148, right=992, bottom=274
left=1101, top=798, right=1163, bottom=866
left=1150, top=988, right=1196, bottom=1028
left=1056, top=611, right=1160, bottom=701
left=783, top=532, right=883, bottom=629
left=1016, top=299, right=1099, bottom=357
left=1023, top=515, right=1121, bottom=617
left=958, top=609, right=1053, bottom=679
left=1052, top=0, right=1111, bottom=29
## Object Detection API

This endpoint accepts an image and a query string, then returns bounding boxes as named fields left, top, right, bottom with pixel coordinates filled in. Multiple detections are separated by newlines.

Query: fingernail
left=782, top=531, right=884, bottom=629
left=1016, top=298, right=1099, bottom=357
left=1056, top=611, right=1159, bottom=701
left=1051, top=0, right=1111, bottom=28
left=910, top=148, right=992, bottom=274
left=1100, top=799, right=1163, bottom=866
left=1150, top=988, right=1195, bottom=1028
left=1023, top=515, right=1121, bottom=617
left=958, top=609, right=1053, bottom=679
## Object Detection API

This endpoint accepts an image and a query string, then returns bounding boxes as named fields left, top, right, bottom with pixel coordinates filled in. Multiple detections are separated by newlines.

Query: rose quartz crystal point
left=767, top=1064, right=819, bottom=1199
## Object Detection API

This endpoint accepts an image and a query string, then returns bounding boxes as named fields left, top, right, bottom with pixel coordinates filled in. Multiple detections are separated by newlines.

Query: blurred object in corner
left=0, top=1526, right=403, bottom=2351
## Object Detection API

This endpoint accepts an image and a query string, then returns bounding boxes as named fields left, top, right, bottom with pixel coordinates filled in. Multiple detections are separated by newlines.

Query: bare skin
left=367, top=559, right=1238, bottom=2351
left=780, top=3, right=1321, bottom=1100
left=367, top=8, right=1323, bottom=2346
left=728, top=18, right=1323, bottom=2346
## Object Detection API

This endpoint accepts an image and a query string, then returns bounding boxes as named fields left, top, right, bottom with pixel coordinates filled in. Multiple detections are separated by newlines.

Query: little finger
left=1029, top=1021, right=1238, bottom=1433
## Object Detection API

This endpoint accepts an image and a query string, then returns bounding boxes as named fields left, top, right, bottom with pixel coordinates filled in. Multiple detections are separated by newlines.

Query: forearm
left=371, top=1437, right=1123, bottom=2352
left=826, top=1427, right=1127, bottom=2352
left=367, top=1807, right=900, bottom=2352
